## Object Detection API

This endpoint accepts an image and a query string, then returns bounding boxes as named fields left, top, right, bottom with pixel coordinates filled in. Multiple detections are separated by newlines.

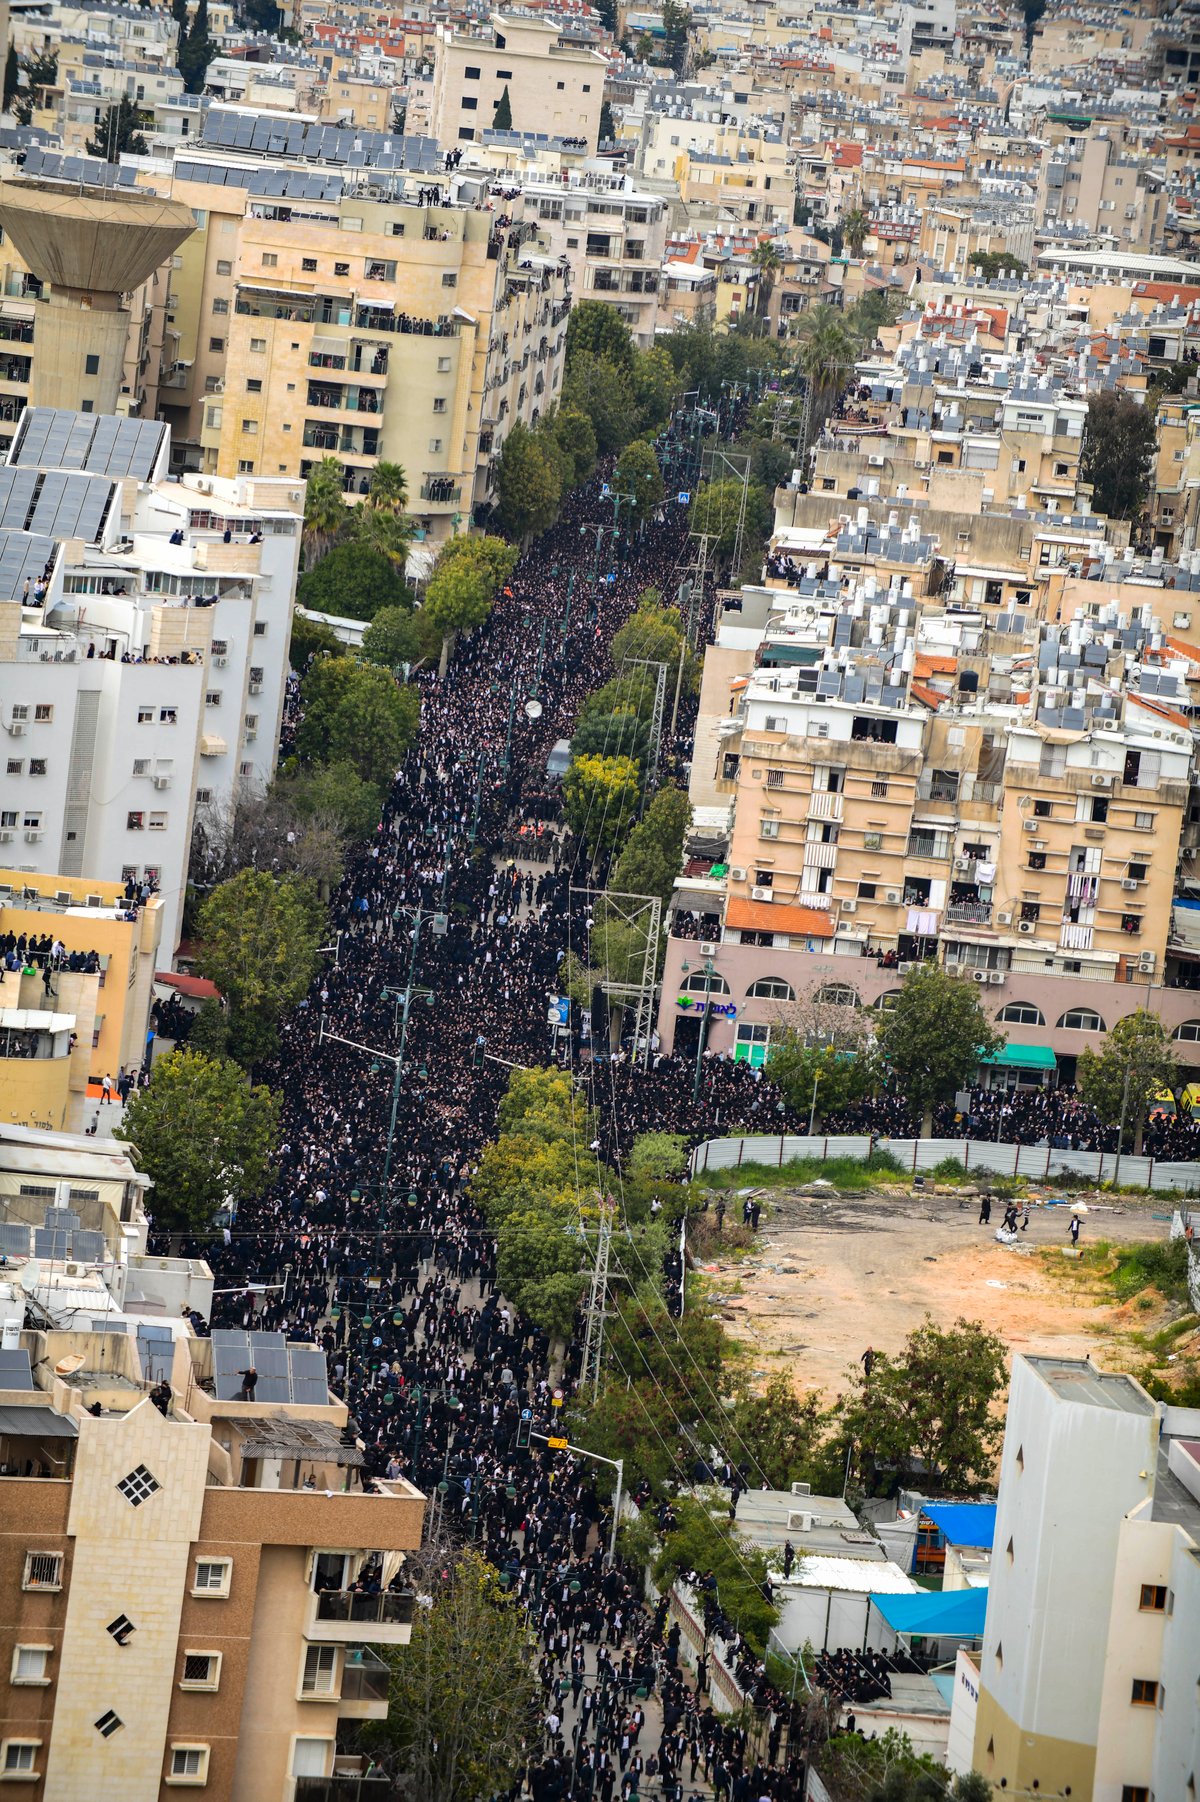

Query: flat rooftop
left=1026, top=1356, right=1156, bottom=1414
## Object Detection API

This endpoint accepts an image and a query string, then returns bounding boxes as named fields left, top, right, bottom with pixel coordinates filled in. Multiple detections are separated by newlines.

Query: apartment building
left=425, top=11, right=605, bottom=153
left=0, top=873, right=165, bottom=1131
left=518, top=170, right=667, bottom=348
left=1036, top=124, right=1166, bottom=253
left=967, top=1354, right=1200, bottom=1802
left=0, top=405, right=303, bottom=959
left=0, top=1321, right=424, bottom=1800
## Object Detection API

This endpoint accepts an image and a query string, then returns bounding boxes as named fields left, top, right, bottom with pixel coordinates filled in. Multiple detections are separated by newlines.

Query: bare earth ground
left=705, top=1186, right=1177, bottom=1396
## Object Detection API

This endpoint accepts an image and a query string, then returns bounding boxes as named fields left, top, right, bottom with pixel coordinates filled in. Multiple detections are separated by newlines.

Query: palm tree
left=794, top=305, right=860, bottom=449
left=355, top=502, right=415, bottom=573
left=302, top=457, right=348, bottom=567
left=366, top=461, right=409, bottom=515
left=750, top=239, right=783, bottom=326
left=841, top=207, right=869, bottom=259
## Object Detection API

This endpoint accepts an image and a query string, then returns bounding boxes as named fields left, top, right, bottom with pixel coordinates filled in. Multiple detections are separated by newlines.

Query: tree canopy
left=1081, top=390, right=1158, bottom=520
left=494, top=421, right=563, bottom=541
left=296, top=655, right=420, bottom=788
left=565, top=299, right=636, bottom=377
left=297, top=540, right=413, bottom=622
left=614, top=439, right=665, bottom=526
left=195, top=869, right=326, bottom=1066
left=1078, top=1008, right=1178, bottom=1154
left=876, top=964, right=1003, bottom=1126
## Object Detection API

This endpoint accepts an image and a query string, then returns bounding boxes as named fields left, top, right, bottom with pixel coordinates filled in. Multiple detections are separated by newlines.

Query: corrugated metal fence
left=689, top=1134, right=1200, bottom=1194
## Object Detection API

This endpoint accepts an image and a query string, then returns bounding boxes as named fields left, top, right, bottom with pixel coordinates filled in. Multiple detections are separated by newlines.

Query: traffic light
left=516, top=1411, right=532, bottom=1450
left=472, top=1035, right=486, bottom=1067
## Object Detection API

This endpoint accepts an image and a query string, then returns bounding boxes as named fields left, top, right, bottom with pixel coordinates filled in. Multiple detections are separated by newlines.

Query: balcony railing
left=294, top=1779, right=390, bottom=1800
left=946, top=901, right=992, bottom=924
left=420, top=477, right=462, bottom=505
left=353, top=305, right=462, bottom=338
left=316, top=1589, right=415, bottom=1626
left=340, top=1650, right=391, bottom=1703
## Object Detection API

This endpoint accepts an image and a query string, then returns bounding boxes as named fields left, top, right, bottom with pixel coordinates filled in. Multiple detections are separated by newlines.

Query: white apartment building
left=0, top=408, right=301, bottom=958
left=969, top=1354, right=1200, bottom=1802
left=517, top=170, right=668, bottom=347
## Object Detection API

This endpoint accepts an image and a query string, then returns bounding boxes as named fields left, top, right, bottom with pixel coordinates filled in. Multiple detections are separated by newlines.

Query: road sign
left=547, top=1436, right=569, bottom=1450
left=551, top=1388, right=563, bottom=1408
left=521, top=1408, right=532, bottom=1421
left=677, top=491, right=690, bottom=504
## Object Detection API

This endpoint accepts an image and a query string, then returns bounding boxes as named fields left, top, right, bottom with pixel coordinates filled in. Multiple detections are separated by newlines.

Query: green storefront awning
left=979, top=1043, right=1057, bottom=1071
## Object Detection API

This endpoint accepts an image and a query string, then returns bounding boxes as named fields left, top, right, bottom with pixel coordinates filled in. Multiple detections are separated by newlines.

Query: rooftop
left=1027, top=1355, right=1157, bottom=1414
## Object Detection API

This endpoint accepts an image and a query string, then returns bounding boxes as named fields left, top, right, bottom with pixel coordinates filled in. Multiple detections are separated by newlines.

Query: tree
left=661, top=0, right=692, bottom=75
left=688, top=477, right=771, bottom=569
left=631, top=344, right=678, bottom=435
left=564, top=753, right=641, bottom=858
left=599, top=97, right=615, bottom=142
left=365, top=459, right=408, bottom=514
left=584, top=1293, right=730, bottom=1489
left=570, top=705, right=650, bottom=768
left=274, top=759, right=381, bottom=842
left=85, top=98, right=148, bottom=160
left=551, top=407, right=598, bottom=485
left=495, top=1064, right=592, bottom=1141
left=360, top=604, right=440, bottom=673
left=841, top=207, right=869, bottom=258
left=608, top=787, right=693, bottom=907
left=494, top=420, right=563, bottom=540
left=116, top=1049, right=280, bottom=1240
left=353, top=501, right=415, bottom=572
left=297, top=540, right=412, bottom=621
left=654, top=1496, right=777, bottom=1649
left=3, top=45, right=19, bottom=110
left=610, top=595, right=696, bottom=697
left=435, top=532, right=517, bottom=592
left=838, top=1316, right=1008, bottom=1495
left=371, top=1549, right=538, bottom=1802
left=177, top=0, right=213, bottom=93
left=751, top=238, right=782, bottom=319
left=302, top=456, right=348, bottom=565
left=1078, top=1008, right=1178, bottom=1155
left=497, top=1205, right=584, bottom=1341
left=817, top=1728, right=984, bottom=1802
left=196, top=870, right=325, bottom=1066
left=973, top=249, right=1027, bottom=279
left=12, top=50, right=57, bottom=124
left=565, top=299, right=636, bottom=376
left=423, top=538, right=513, bottom=661
left=289, top=610, right=340, bottom=671
left=297, top=656, right=420, bottom=787
left=562, top=351, right=638, bottom=455
left=492, top=84, right=512, bottom=130
left=795, top=304, right=860, bottom=425
left=614, top=440, right=665, bottom=527
left=1081, top=390, right=1157, bottom=521
left=876, top=964, right=1003, bottom=1131
left=727, top=1373, right=835, bottom=1492
left=767, top=987, right=881, bottom=1124
left=627, top=1130, right=689, bottom=1184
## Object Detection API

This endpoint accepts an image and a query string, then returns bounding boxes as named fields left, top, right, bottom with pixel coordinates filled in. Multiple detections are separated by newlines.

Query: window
left=261, top=252, right=278, bottom=268
left=1121, top=1789, right=1150, bottom=1802
left=1058, top=1008, right=1105, bottom=1032
left=160, top=708, right=176, bottom=724
left=216, top=259, right=232, bottom=275
left=195, top=788, right=212, bottom=806
left=766, top=769, right=785, bottom=790
left=1134, top=811, right=1155, bottom=830
left=11, top=1647, right=48, bottom=1685
left=334, top=262, right=349, bottom=277
left=997, top=1002, right=1045, bottom=1026
left=301, top=258, right=318, bottom=273
left=746, top=977, right=794, bottom=1000
left=734, top=1022, right=770, bottom=1067
left=241, top=419, right=257, bottom=435
left=250, top=337, right=266, bottom=354
left=1139, top=1584, right=1167, bottom=1611
left=95, top=1711, right=123, bottom=1739
left=1130, top=1679, right=1158, bottom=1706
left=211, top=297, right=229, bottom=315
left=429, top=439, right=443, bottom=454
left=1033, top=799, right=1052, bottom=817
left=1, top=1744, right=39, bottom=1776
left=680, top=970, right=730, bottom=994
left=461, top=96, right=478, bottom=110
left=181, top=1652, right=220, bottom=1690
left=464, top=64, right=480, bottom=77
left=193, top=1559, right=231, bottom=1596
left=116, top=1465, right=160, bottom=1507
left=149, top=813, right=167, bottom=831
left=28, top=760, right=45, bottom=776
left=556, top=79, right=565, bottom=89
left=107, top=1615, right=135, bottom=1646
left=167, top=1746, right=209, bottom=1785
left=126, top=812, right=145, bottom=832
left=302, top=1645, right=337, bottom=1695
left=814, top=983, right=859, bottom=1007
left=858, top=881, right=877, bottom=900
left=84, top=354, right=99, bottom=375
left=442, top=273, right=457, bottom=288
left=34, top=705, right=51, bottom=722
left=438, top=356, right=451, bottom=372
left=209, top=338, right=224, bottom=353
left=5, top=761, right=21, bottom=776
left=238, top=461, right=254, bottom=475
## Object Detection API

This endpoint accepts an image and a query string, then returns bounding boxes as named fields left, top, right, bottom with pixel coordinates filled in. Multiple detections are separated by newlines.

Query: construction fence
left=689, top=1133, right=1200, bottom=1195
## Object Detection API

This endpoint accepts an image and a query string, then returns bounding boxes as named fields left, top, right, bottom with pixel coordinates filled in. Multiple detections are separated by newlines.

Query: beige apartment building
left=1036, top=124, right=1166, bottom=252
left=0, top=1324, right=424, bottom=1800
left=425, top=11, right=605, bottom=152
left=156, top=163, right=567, bottom=531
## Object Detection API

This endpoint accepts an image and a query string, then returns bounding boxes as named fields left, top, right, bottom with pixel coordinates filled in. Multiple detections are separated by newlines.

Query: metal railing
left=946, top=901, right=992, bottom=924
left=315, top=1589, right=414, bottom=1626
left=293, top=1778, right=390, bottom=1800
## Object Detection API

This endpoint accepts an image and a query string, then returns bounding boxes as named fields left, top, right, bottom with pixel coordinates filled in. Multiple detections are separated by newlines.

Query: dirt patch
left=702, top=1187, right=1174, bottom=1397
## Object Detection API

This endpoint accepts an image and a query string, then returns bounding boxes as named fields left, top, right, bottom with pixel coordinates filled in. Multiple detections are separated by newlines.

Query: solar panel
left=212, top=1330, right=328, bottom=1402
left=70, top=1231, right=106, bottom=1263
left=44, top=1208, right=80, bottom=1231
left=0, top=1349, right=33, bottom=1391
left=0, top=1224, right=29, bottom=1257
left=33, top=1230, right=70, bottom=1259
left=136, top=1324, right=174, bottom=1380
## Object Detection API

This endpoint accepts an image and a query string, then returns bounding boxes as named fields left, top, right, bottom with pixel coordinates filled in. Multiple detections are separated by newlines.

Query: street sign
left=547, top=1436, right=569, bottom=1450
left=677, top=491, right=690, bottom=504
left=551, top=1388, right=563, bottom=1408
left=521, top=1408, right=531, bottom=1420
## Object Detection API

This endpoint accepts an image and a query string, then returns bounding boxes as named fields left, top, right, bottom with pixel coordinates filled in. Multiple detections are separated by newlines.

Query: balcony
left=420, top=477, right=463, bottom=506
left=294, top=1779, right=390, bottom=1800
left=310, top=1588, right=415, bottom=1645
left=338, top=1648, right=391, bottom=1719
left=946, top=900, right=992, bottom=925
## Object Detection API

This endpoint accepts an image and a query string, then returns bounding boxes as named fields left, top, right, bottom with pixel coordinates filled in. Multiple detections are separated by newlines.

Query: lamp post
left=691, top=955, right=718, bottom=1106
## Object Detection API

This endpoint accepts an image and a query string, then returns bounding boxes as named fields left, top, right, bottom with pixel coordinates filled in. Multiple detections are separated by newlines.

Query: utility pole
left=692, top=956, right=718, bottom=1105
left=581, top=1195, right=615, bottom=1399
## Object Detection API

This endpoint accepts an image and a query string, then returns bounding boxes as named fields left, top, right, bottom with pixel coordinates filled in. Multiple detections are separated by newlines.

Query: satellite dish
left=55, top=1353, right=86, bottom=1377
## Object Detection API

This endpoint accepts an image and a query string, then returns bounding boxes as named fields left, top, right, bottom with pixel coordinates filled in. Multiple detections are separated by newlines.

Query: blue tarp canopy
left=921, top=1502, right=997, bottom=1549
left=869, top=1588, right=987, bottom=1639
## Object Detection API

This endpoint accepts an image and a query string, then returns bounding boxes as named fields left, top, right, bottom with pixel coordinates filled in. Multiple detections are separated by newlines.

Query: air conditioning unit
left=699, top=942, right=717, bottom=957
left=885, top=889, right=901, bottom=904
left=24, top=830, right=42, bottom=843
left=1023, top=819, right=1037, bottom=832
left=1138, top=952, right=1156, bottom=971
left=1018, top=920, right=1034, bottom=934
left=212, top=655, right=227, bottom=668
left=953, top=856, right=971, bottom=871
left=841, top=897, right=857, bottom=913
left=1121, top=877, right=1138, bottom=890
left=0, top=830, right=13, bottom=843
left=54, top=889, right=71, bottom=904
left=988, top=970, right=1006, bottom=984
left=751, top=886, right=775, bottom=901
left=790, top=1481, right=812, bottom=1497
left=195, top=477, right=214, bottom=494
left=997, top=911, right=1013, bottom=924
left=1092, top=773, right=1112, bottom=788
left=787, top=1510, right=814, bottom=1532
left=972, top=968, right=988, bottom=983
left=868, top=453, right=885, bottom=467
left=152, top=775, right=171, bottom=790
left=729, top=867, right=747, bottom=882
left=86, top=894, right=103, bottom=907
left=249, top=682, right=263, bottom=695
left=7, top=722, right=25, bottom=738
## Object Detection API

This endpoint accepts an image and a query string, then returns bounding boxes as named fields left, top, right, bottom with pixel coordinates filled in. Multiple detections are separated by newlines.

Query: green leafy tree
left=495, top=1065, right=594, bottom=1142
left=818, top=1728, right=984, bottom=1802
left=584, top=1292, right=729, bottom=1488
left=876, top=964, right=1003, bottom=1131
left=627, top=1131, right=689, bottom=1184
left=494, top=420, right=563, bottom=540
left=353, top=501, right=415, bottom=572
left=288, top=610, right=340, bottom=671
left=570, top=705, right=650, bottom=767
left=564, top=753, right=641, bottom=858
left=688, top=477, right=771, bottom=568
left=599, top=97, right=615, bottom=141
left=661, top=0, right=692, bottom=75
left=297, top=656, right=420, bottom=787
left=551, top=407, right=598, bottom=485
left=297, top=540, right=412, bottom=621
left=796, top=304, right=860, bottom=421
left=610, top=595, right=696, bottom=696
left=371, top=1549, right=538, bottom=1802
left=360, top=604, right=441, bottom=673
left=839, top=1316, right=1008, bottom=1494
left=769, top=1034, right=880, bottom=1125
left=12, top=50, right=57, bottom=124
left=608, top=787, right=693, bottom=906
left=497, top=1205, right=584, bottom=1342
left=435, top=532, right=517, bottom=591
left=1078, top=1009, right=1178, bottom=1154
left=302, top=456, right=348, bottom=565
left=973, top=250, right=1027, bottom=279
left=750, top=238, right=782, bottom=318
left=565, top=299, right=636, bottom=376
left=561, top=351, right=638, bottom=454
left=654, top=1496, right=778, bottom=1649
left=728, top=1372, right=836, bottom=1492
left=631, top=344, right=678, bottom=434
left=196, top=870, right=325, bottom=1067
left=492, top=83, right=512, bottom=130
left=471, top=1135, right=581, bottom=1227
left=85, top=97, right=148, bottom=160
left=614, top=440, right=665, bottom=526
left=274, top=759, right=381, bottom=842
left=3, top=44, right=19, bottom=109
left=177, top=0, right=213, bottom=93
left=1081, top=390, right=1158, bottom=520
left=116, top=1049, right=280, bottom=1239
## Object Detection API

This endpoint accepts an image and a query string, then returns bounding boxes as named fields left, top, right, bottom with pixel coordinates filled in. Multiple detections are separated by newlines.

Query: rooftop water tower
left=0, top=178, right=195, bottom=417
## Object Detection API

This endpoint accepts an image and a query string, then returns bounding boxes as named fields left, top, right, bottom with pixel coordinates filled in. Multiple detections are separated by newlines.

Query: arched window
left=997, top=1002, right=1046, bottom=1027
left=680, top=970, right=731, bottom=994
left=814, top=983, right=859, bottom=1008
left=1057, top=1008, right=1105, bottom=1032
left=874, top=990, right=903, bottom=1012
left=1174, top=1020, right=1200, bottom=1043
left=746, top=977, right=795, bottom=1001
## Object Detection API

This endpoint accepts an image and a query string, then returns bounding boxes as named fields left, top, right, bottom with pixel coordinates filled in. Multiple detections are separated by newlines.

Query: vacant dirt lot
left=705, top=1185, right=1175, bottom=1397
